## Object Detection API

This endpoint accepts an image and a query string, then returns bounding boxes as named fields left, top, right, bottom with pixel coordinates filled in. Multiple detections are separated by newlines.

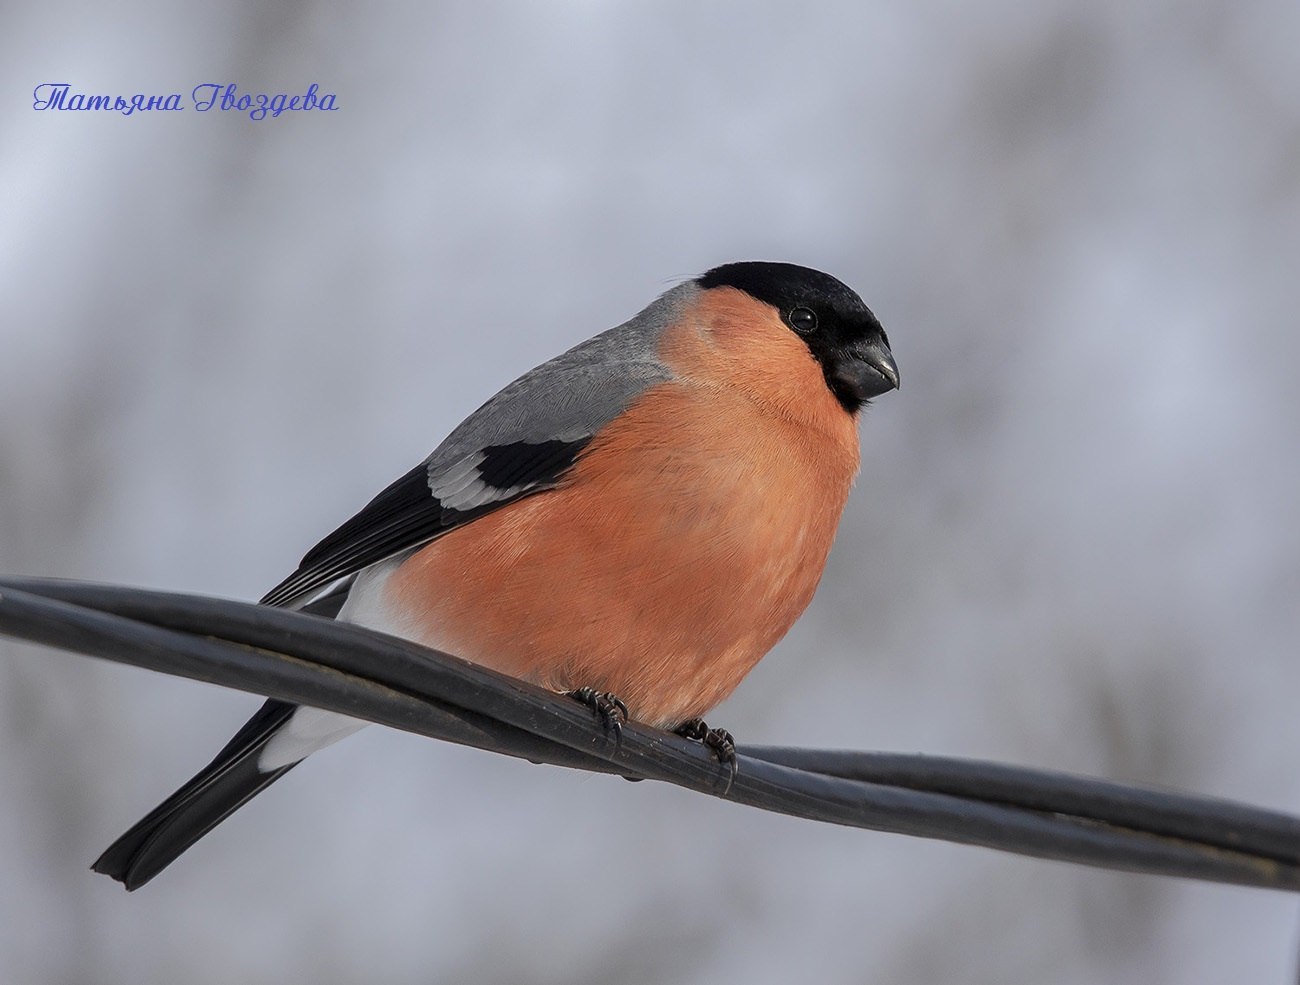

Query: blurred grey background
left=2, top=1, right=1298, bottom=982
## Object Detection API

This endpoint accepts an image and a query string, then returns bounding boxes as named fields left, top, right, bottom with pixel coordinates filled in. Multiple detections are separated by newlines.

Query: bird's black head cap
left=697, top=261, right=898, bottom=412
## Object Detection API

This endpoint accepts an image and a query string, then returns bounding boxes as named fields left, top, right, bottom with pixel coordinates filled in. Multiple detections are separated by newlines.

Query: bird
left=92, top=260, right=899, bottom=889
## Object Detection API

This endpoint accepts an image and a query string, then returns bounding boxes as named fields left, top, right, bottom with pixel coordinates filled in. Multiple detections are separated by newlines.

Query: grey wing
left=259, top=284, right=691, bottom=608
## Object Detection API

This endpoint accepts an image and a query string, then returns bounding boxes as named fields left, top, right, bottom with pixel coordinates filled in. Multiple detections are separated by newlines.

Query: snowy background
left=2, top=2, right=1299, bottom=983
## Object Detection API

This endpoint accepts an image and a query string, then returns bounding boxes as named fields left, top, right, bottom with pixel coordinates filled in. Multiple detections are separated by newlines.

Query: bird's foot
left=674, top=718, right=738, bottom=793
left=568, top=687, right=629, bottom=750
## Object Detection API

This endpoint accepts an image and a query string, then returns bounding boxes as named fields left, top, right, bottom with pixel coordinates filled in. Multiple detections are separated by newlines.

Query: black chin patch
left=827, top=375, right=866, bottom=415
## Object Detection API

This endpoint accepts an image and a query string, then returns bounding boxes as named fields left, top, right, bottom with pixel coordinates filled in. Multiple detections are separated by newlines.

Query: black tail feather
left=93, top=699, right=300, bottom=890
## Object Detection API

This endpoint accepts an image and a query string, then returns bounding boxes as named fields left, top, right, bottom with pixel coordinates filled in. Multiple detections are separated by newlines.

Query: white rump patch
left=258, top=706, right=367, bottom=771
left=258, top=558, right=407, bottom=771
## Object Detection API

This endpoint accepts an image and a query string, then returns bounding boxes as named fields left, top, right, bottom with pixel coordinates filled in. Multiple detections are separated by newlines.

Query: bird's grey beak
left=839, top=340, right=900, bottom=401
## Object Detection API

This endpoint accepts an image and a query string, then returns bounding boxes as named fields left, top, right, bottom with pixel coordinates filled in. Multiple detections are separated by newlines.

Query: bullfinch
left=93, top=261, right=900, bottom=889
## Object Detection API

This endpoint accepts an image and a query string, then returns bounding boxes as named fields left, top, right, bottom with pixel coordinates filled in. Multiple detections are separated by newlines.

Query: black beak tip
left=848, top=344, right=899, bottom=400
left=874, top=352, right=900, bottom=392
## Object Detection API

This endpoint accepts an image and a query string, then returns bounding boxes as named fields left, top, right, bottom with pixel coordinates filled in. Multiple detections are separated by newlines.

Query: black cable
left=1, top=576, right=1297, bottom=892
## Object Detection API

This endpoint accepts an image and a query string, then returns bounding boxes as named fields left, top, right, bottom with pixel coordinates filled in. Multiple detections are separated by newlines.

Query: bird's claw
left=568, top=687, right=629, bottom=750
left=674, top=718, right=738, bottom=793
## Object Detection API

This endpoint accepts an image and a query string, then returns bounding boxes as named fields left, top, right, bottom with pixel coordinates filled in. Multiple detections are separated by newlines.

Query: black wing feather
left=260, top=438, right=590, bottom=608
left=475, top=439, right=589, bottom=490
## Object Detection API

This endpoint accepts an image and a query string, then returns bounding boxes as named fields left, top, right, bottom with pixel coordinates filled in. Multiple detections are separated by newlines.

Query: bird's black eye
left=787, top=306, right=818, bottom=334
